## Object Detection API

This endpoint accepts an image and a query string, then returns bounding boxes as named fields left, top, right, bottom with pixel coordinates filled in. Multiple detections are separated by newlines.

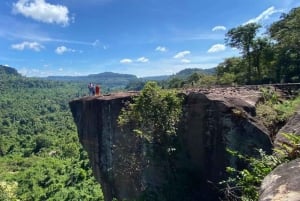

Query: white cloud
left=136, top=57, right=149, bottom=63
left=173, top=50, right=191, bottom=59
left=207, top=44, right=226, bottom=53
left=212, top=26, right=226, bottom=31
left=92, top=40, right=100, bottom=46
left=12, top=0, right=70, bottom=26
left=58, top=68, right=63, bottom=71
left=11, top=41, right=44, bottom=51
left=155, top=46, right=167, bottom=52
left=55, top=46, right=76, bottom=54
left=120, top=58, right=133, bottom=64
left=181, top=59, right=191, bottom=63
left=244, top=6, right=281, bottom=25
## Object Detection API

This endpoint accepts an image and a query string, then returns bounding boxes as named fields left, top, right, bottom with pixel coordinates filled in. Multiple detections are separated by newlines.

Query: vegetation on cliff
left=256, top=87, right=300, bottom=137
left=118, top=82, right=186, bottom=200
left=118, top=81, right=182, bottom=142
left=221, top=91, right=300, bottom=201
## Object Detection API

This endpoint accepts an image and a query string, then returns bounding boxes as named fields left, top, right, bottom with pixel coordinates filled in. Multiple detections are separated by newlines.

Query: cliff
left=69, top=87, right=273, bottom=201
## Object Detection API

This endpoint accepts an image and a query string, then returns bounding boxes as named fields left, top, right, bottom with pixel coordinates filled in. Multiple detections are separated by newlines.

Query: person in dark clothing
left=88, top=83, right=94, bottom=96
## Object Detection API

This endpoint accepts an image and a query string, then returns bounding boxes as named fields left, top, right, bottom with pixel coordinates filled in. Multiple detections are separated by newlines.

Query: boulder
left=259, top=158, right=300, bottom=201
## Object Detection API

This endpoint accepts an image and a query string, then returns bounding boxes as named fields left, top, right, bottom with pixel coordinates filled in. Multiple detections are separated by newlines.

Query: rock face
left=259, top=158, right=300, bottom=201
left=275, top=110, right=300, bottom=149
left=69, top=93, right=143, bottom=201
left=69, top=87, right=272, bottom=201
left=259, top=110, right=300, bottom=201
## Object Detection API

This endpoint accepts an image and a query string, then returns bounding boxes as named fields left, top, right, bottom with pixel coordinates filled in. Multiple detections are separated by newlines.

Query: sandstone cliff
left=259, top=158, right=300, bottom=201
left=69, top=87, right=272, bottom=201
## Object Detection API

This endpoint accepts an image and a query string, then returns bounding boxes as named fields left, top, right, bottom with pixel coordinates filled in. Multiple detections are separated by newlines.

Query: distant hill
left=140, top=75, right=170, bottom=81
left=0, top=65, right=21, bottom=77
left=47, top=72, right=137, bottom=81
left=0, top=65, right=21, bottom=91
left=1, top=65, right=216, bottom=90
left=46, top=72, right=138, bottom=89
left=140, top=68, right=216, bottom=81
left=0, top=65, right=74, bottom=91
left=174, top=68, right=216, bottom=79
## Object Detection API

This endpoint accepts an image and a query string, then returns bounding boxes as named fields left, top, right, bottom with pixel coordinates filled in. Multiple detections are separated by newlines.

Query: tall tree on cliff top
left=269, top=7, right=300, bottom=82
left=250, top=37, right=273, bottom=83
left=225, top=23, right=261, bottom=84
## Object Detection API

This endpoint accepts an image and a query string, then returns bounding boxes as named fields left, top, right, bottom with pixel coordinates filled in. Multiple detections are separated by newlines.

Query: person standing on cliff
left=88, top=83, right=94, bottom=96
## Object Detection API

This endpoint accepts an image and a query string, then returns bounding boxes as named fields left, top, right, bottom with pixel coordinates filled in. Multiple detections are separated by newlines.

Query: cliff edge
left=69, top=87, right=272, bottom=201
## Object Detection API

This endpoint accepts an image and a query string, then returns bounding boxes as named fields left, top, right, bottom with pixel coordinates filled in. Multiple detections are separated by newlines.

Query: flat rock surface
left=77, top=86, right=263, bottom=106
left=259, top=158, right=300, bottom=201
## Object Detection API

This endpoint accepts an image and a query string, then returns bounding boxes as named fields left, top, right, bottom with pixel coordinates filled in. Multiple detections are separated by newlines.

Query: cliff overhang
left=70, top=87, right=275, bottom=201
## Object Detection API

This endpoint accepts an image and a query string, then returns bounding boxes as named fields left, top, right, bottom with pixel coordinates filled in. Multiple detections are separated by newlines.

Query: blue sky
left=1, top=0, right=300, bottom=77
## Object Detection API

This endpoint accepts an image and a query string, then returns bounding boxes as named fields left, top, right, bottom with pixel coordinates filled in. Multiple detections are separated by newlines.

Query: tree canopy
left=0, top=70, right=104, bottom=200
left=217, top=7, right=300, bottom=85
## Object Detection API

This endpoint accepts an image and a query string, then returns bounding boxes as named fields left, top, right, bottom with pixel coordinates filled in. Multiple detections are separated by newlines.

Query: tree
left=251, top=37, right=272, bottom=83
left=225, top=23, right=261, bottom=83
left=269, top=7, right=300, bottom=82
left=216, top=57, right=244, bottom=84
left=167, top=77, right=185, bottom=88
left=118, top=81, right=183, bottom=143
left=187, top=73, right=202, bottom=85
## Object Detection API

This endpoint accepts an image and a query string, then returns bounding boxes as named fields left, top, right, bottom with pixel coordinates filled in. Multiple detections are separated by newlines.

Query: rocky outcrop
left=259, top=110, right=300, bottom=201
left=259, top=158, right=300, bottom=201
left=69, top=87, right=272, bottom=201
left=275, top=110, right=300, bottom=149
left=69, top=92, right=143, bottom=201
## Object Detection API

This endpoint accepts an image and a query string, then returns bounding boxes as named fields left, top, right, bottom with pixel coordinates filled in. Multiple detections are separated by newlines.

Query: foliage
left=256, top=90, right=300, bottom=135
left=269, top=7, right=300, bottom=83
left=174, top=68, right=215, bottom=78
left=221, top=92, right=300, bottom=201
left=125, top=80, right=146, bottom=91
left=275, top=133, right=300, bottom=160
left=255, top=104, right=279, bottom=135
left=221, top=132, right=300, bottom=201
left=166, top=72, right=218, bottom=88
left=221, top=149, right=282, bottom=201
left=274, top=95, right=300, bottom=121
left=217, top=6, right=300, bottom=85
left=0, top=181, right=18, bottom=201
left=118, top=81, right=183, bottom=142
left=167, top=77, right=186, bottom=88
left=218, top=73, right=236, bottom=85
left=259, top=87, right=279, bottom=104
left=225, top=23, right=261, bottom=84
left=0, top=69, right=104, bottom=200
left=118, top=82, right=186, bottom=200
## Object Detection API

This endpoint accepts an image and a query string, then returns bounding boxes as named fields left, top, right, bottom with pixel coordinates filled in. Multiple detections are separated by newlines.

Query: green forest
left=0, top=6, right=300, bottom=201
left=0, top=67, right=104, bottom=200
